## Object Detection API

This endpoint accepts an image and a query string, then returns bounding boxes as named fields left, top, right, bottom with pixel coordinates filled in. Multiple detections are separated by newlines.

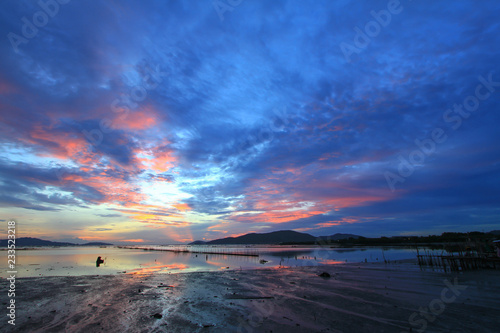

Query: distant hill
left=488, top=230, right=500, bottom=236
left=188, top=240, right=207, bottom=245
left=317, top=233, right=361, bottom=242
left=205, top=230, right=317, bottom=245
left=80, top=242, right=114, bottom=246
left=0, top=237, right=113, bottom=247
left=193, top=230, right=500, bottom=246
left=198, top=231, right=362, bottom=245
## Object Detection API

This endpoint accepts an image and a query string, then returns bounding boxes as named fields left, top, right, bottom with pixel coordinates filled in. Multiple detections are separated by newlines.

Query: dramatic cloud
left=1, top=0, right=499, bottom=243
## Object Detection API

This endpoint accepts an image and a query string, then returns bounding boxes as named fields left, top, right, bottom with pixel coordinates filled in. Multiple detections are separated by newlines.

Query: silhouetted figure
left=96, top=256, right=104, bottom=267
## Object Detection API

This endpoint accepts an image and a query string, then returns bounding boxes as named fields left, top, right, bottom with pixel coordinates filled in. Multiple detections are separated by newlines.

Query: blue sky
left=0, top=0, right=499, bottom=244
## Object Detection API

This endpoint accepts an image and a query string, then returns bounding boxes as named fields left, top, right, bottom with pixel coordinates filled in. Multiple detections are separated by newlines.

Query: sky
left=0, top=0, right=499, bottom=244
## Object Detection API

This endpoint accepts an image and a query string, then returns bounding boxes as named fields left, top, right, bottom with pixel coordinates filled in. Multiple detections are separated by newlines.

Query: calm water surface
left=1, top=245, right=439, bottom=278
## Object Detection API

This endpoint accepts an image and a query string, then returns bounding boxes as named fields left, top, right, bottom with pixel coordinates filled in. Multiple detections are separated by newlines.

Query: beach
left=3, top=262, right=500, bottom=332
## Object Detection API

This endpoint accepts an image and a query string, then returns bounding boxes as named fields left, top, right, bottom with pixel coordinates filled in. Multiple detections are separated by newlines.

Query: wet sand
left=3, top=262, right=500, bottom=332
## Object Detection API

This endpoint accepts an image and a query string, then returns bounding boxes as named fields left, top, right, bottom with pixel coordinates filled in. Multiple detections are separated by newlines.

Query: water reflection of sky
left=0, top=246, right=434, bottom=278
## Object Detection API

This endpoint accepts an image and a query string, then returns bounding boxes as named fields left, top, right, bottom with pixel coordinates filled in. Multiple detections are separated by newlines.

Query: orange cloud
left=111, top=105, right=158, bottom=130
left=234, top=210, right=326, bottom=224
left=173, top=203, right=191, bottom=211
left=149, top=151, right=176, bottom=172
left=27, top=125, right=92, bottom=161
left=228, top=165, right=398, bottom=227
left=207, top=222, right=235, bottom=234
left=166, top=227, right=193, bottom=243
left=60, top=171, right=147, bottom=206
left=226, top=232, right=248, bottom=238
left=315, top=222, right=342, bottom=228
left=136, top=140, right=177, bottom=173
left=116, top=208, right=182, bottom=224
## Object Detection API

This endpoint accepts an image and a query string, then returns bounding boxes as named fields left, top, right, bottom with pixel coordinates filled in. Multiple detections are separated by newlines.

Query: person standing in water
left=96, top=256, right=104, bottom=267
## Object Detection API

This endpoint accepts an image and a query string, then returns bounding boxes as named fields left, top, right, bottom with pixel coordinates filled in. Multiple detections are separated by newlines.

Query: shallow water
left=1, top=245, right=440, bottom=277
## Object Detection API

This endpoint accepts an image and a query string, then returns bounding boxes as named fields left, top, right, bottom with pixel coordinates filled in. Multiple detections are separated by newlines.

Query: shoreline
left=10, top=258, right=420, bottom=279
left=3, top=262, right=500, bottom=332
left=0, top=245, right=423, bottom=279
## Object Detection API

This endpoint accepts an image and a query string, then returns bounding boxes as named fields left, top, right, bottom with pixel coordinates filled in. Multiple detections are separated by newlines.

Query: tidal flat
left=3, top=262, right=500, bottom=333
